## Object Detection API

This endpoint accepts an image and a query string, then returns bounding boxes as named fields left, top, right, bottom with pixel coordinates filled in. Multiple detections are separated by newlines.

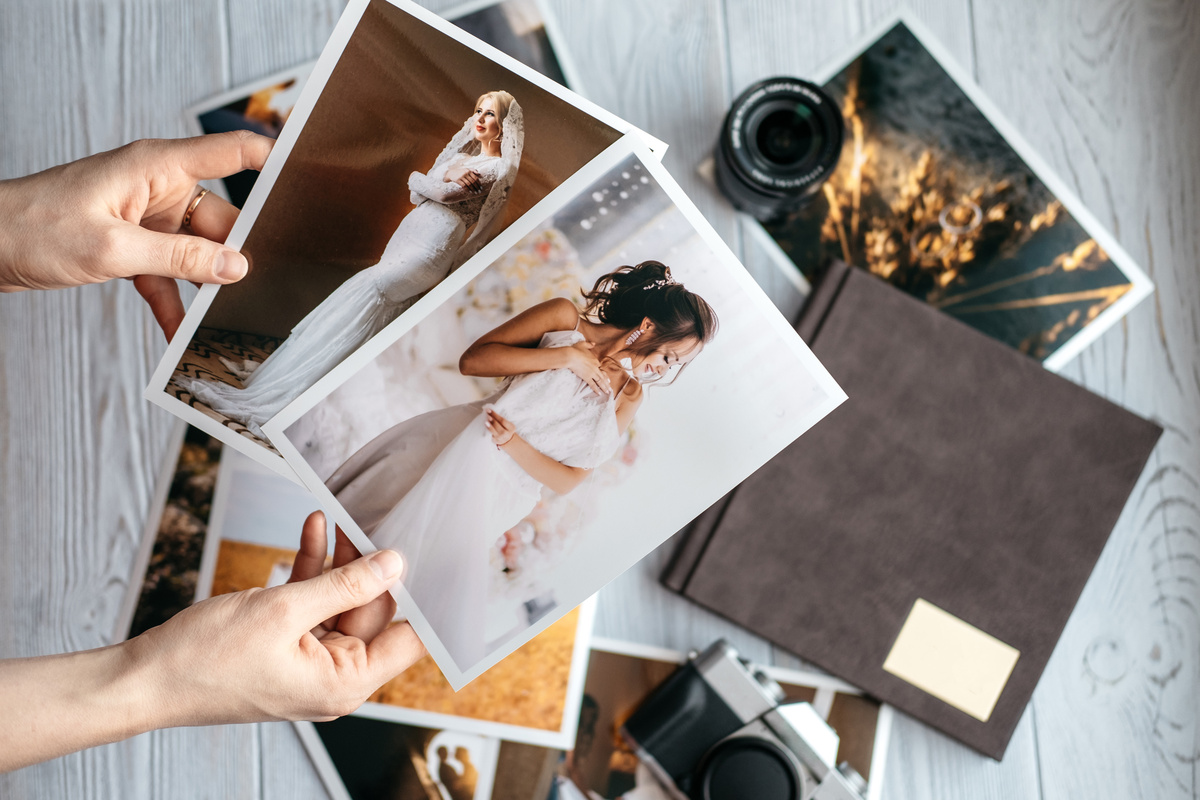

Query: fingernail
left=214, top=250, right=248, bottom=282
left=368, top=549, right=403, bottom=581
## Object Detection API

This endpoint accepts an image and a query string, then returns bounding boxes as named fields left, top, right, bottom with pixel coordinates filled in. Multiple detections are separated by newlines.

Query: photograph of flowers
left=760, top=20, right=1152, bottom=369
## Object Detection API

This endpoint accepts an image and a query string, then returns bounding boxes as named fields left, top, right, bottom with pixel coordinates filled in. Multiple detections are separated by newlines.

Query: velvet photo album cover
left=147, top=0, right=844, bottom=689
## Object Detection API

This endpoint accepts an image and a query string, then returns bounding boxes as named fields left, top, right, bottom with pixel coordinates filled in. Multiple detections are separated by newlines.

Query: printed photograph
left=196, top=447, right=595, bottom=747
left=192, top=0, right=574, bottom=208
left=308, top=718, right=504, bottom=800
left=298, top=641, right=889, bottom=800
left=121, top=425, right=224, bottom=639
left=158, top=0, right=626, bottom=456
left=272, top=145, right=843, bottom=686
left=763, top=22, right=1144, bottom=363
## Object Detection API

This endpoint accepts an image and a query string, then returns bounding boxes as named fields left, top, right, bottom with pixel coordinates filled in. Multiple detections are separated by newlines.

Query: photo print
left=296, top=639, right=892, bottom=800
left=758, top=15, right=1152, bottom=371
left=115, top=423, right=224, bottom=641
left=267, top=141, right=845, bottom=688
left=149, top=0, right=654, bottom=476
left=189, top=0, right=583, bottom=208
left=187, top=446, right=595, bottom=747
left=551, top=640, right=891, bottom=800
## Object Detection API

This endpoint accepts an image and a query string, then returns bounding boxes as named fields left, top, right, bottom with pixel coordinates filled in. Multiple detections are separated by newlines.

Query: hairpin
left=642, top=266, right=677, bottom=290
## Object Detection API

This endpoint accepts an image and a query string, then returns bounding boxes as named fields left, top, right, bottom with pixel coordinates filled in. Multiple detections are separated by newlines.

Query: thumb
left=286, top=549, right=404, bottom=626
left=111, top=223, right=249, bottom=285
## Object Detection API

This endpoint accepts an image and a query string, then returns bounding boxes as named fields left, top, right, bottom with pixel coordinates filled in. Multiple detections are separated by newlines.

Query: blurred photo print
left=268, top=142, right=845, bottom=687
left=189, top=0, right=584, bottom=208
left=150, top=0, right=644, bottom=472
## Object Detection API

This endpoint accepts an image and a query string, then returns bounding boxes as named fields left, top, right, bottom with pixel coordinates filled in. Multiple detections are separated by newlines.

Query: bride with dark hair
left=325, top=260, right=718, bottom=667
left=181, top=91, right=525, bottom=435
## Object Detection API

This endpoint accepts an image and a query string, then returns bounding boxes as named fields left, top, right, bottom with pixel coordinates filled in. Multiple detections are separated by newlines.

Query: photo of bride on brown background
left=269, top=146, right=844, bottom=687
left=155, top=0, right=628, bottom=449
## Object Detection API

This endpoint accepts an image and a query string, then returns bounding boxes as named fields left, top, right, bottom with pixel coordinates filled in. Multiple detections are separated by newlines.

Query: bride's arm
left=486, top=408, right=591, bottom=495
left=408, top=161, right=499, bottom=205
left=460, top=298, right=611, bottom=395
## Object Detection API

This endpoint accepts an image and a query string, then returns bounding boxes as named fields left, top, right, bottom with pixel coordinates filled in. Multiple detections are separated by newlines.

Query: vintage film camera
left=621, top=640, right=867, bottom=800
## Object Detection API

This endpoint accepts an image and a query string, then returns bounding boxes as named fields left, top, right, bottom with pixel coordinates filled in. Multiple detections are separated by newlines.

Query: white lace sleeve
left=407, top=169, right=486, bottom=205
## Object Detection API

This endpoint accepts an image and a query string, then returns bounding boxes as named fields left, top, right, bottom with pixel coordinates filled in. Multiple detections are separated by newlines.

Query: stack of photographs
left=746, top=13, right=1152, bottom=373
left=296, top=639, right=893, bottom=800
left=146, top=0, right=844, bottom=691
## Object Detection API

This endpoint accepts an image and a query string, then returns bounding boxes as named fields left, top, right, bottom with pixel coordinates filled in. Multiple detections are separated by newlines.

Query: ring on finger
left=182, top=187, right=210, bottom=230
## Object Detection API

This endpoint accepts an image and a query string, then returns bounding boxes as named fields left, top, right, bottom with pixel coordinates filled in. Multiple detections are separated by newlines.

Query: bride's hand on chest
left=444, top=165, right=484, bottom=192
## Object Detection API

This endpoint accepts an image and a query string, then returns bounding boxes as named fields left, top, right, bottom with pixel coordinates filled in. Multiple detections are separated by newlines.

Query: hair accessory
left=625, top=329, right=643, bottom=346
left=642, top=266, right=678, bottom=291
left=182, top=188, right=210, bottom=230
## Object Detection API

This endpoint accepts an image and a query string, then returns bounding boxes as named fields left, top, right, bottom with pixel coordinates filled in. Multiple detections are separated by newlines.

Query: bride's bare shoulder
left=530, top=297, right=581, bottom=330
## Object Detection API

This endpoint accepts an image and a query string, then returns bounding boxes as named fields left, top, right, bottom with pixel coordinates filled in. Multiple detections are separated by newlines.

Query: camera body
left=621, top=640, right=866, bottom=800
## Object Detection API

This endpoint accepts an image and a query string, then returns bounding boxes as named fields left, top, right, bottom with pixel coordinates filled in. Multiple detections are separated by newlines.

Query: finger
left=184, top=189, right=240, bottom=244
left=289, top=511, right=329, bottom=584
left=174, top=130, right=275, bottom=182
left=131, top=274, right=184, bottom=342
left=362, top=621, right=427, bottom=687
left=279, top=549, right=404, bottom=627
left=332, top=525, right=363, bottom=570
left=112, top=223, right=249, bottom=285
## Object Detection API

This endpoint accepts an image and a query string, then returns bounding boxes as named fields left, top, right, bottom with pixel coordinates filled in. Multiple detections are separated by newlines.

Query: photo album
left=146, top=0, right=845, bottom=688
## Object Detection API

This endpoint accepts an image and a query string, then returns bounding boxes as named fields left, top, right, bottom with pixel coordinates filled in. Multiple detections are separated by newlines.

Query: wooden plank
left=0, top=1, right=247, bottom=798
left=970, top=0, right=1200, bottom=797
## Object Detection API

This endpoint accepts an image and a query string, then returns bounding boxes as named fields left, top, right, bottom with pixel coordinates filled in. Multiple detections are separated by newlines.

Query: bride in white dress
left=182, top=91, right=525, bottom=436
left=324, top=262, right=719, bottom=668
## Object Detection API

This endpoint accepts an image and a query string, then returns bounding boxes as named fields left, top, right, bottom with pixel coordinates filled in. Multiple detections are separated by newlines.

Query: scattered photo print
left=763, top=22, right=1143, bottom=363
left=123, top=425, right=223, bottom=638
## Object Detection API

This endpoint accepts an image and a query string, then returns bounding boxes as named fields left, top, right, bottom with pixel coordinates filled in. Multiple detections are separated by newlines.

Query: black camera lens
left=714, top=77, right=844, bottom=222
left=696, top=739, right=802, bottom=800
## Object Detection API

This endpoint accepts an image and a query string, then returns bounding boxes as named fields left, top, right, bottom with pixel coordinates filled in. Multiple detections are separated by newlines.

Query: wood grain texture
left=969, top=0, right=1200, bottom=797
left=2, top=0, right=1198, bottom=797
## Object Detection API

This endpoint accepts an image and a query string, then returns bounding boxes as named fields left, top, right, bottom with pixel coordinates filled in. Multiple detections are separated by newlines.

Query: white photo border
left=148, top=0, right=662, bottom=482
left=265, top=135, right=847, bottom=689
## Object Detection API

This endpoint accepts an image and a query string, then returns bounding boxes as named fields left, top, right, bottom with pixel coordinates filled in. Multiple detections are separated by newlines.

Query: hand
left=0, top=131, right=274, bottom=340
left=445, top=165, right=484, bottom=193
left=126, top=511, right=425, bottom=724
left=562, top=340, right=612, bottom=396
left=485, top=407, right=517, bottom=447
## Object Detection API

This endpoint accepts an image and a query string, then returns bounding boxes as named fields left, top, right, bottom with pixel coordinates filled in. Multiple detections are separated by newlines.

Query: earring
left=625, top=329, right=643, bottom=346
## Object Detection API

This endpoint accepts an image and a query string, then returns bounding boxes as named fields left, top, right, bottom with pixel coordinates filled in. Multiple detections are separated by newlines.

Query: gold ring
left=182, top=188, right=210, bottom=230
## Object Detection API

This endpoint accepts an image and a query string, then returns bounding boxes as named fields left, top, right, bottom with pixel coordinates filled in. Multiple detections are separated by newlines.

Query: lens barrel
left=714, top=77, right=844, bottom=221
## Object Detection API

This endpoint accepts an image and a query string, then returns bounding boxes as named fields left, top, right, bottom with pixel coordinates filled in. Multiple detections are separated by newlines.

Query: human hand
left=485, top=406, right=517, bottom=447
left=445, top=165, right=484, bottom=193
left=126, top=511, right=425, bottom=724
left=0, top=131, right=274, bottom=340
left=562, top=340, right=612, bottom=396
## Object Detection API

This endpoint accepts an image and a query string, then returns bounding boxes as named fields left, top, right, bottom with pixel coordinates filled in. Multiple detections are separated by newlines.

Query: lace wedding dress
left=180, top=103, right=525, bottom=436
left=325, top=330, right=625, bottom=668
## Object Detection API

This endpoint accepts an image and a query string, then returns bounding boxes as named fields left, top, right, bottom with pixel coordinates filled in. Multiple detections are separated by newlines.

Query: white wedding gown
left=325, top=330, right=625, bottom=669
left=181, top=153, right=504, bottom=436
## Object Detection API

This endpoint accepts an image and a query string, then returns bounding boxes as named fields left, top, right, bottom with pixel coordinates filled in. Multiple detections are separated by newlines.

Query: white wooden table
left=2, top=1, right=1197, bottom=798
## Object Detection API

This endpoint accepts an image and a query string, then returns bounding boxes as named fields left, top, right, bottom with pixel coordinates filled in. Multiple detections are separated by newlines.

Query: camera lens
left=714, top=77, right=844, bottom=222
left=697, top=739, right=805, bottom=800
